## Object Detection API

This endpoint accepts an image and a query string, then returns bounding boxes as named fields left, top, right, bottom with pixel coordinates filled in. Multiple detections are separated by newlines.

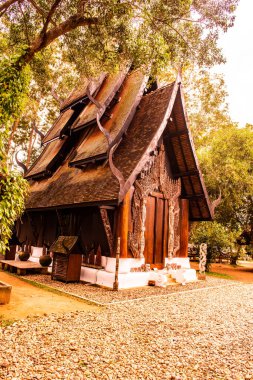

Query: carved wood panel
left=129, top=145, right=181, bottom=259
left=100, top=208, right=114, bottom=256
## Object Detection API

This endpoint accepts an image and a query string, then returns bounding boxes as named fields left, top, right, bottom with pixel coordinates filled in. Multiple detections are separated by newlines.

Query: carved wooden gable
left=129, top=145, right=181, bottom=258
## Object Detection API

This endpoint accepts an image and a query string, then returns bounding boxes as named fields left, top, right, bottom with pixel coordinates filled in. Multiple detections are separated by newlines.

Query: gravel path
left=22, top=274, right=237, bottom=304
left=0, top=282, right=252, bottom=380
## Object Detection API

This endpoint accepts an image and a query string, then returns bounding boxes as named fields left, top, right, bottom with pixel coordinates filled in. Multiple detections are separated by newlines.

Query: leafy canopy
left=1, top=0, right=238, bottom=73
left=198, top=124, right=253, bottom=230
left=0, top=0, right=238, bottom=254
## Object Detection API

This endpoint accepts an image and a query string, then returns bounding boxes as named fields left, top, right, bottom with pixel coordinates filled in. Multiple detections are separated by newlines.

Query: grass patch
left=206, top=272, right=233, bottom=280
left=0, top=315, right=16, bottom=327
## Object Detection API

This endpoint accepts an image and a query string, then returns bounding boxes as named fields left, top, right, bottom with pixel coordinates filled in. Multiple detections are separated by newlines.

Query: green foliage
left=0, top=57, right=30, bottom=255
left=0, top=57, right=30, bottom=122
left=198, top=125, right=253, bottom=229
left=0, top=57, right=31, bottom=161
left=191, top=221, right=235, bottom=251
left=183, top=66, right=231, bottom=147
left=0, top=171, right=29, bottom=254
left=176, top=66, right=253, bottom=243
left=1, top=0, right=238, bottom=74
left=190, top=221, right=236, bottom=270
left=207, top=272, right=233, bottom=280
left=0, top=315, right=16, bottom=327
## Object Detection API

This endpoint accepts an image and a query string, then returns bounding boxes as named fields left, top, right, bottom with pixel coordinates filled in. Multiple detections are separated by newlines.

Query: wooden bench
left=0, top=260, right=48, bottom=275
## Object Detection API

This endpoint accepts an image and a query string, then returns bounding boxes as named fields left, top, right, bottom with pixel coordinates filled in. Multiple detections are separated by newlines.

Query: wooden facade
left=15, top=70, right=213, bottom=268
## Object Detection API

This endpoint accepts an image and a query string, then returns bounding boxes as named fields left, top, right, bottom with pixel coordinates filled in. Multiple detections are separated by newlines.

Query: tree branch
left=51, top=85, right=63, bottom=105
left=18, top=1, right=31, bottom=45
left=40, top=0, right=62, bottom=37
left=19, top=14, right=98, bottom=65
left=27, top=0, right=46, bottom=19
left=0, top=0, right=20, bottom=13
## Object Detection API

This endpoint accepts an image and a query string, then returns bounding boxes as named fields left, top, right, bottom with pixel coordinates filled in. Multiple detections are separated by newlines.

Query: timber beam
left=119, top=189, right=131, bottom=258
left=179, top=199, right=189, bottom=258
left=181, top=194, right=204, bottom=200
left=173, top=169, right=199, bottom=178
left=168, top=129, right=189, bottom=138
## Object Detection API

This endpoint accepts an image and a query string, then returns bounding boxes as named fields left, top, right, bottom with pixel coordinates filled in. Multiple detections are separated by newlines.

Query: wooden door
left=144, top=194, right=168, bottom=266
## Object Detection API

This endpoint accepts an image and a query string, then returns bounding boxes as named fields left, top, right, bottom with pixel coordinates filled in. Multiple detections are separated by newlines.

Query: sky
left=216, top=0, right=253, bottom=126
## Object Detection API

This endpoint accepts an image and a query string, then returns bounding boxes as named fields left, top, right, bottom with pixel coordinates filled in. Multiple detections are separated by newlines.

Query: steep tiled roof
left=71, top=68, right=129, bottom=131
left=70, top=70, right=147, bottom=165
left=25, top=73, right=212, bottom=221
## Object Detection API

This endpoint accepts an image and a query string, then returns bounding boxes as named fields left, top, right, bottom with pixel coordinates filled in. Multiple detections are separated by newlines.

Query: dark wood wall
left=144, top=194, right=169, bottom=265
left=16, top=207, right=114, bottom=256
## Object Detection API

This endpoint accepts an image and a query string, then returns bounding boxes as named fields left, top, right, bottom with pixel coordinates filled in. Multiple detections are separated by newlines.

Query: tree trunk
left=26, top=123, right=35, bottom=167
left=7, top=118, right=19, bottom=155
left=18, top=15, right=98, bottom=66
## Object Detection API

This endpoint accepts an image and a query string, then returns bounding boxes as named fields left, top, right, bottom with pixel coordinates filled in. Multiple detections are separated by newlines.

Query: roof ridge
left=143, top=82, right=175, bottom=97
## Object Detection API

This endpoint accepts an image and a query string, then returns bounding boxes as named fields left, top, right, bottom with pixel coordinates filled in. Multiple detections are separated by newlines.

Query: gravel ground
left=0, top=282, right=252, bottom=380
left=21, top=274, right=237, bottom=304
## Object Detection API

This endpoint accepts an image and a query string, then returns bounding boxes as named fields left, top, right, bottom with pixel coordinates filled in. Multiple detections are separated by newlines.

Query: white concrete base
left=174, top=269, right=197, bottom=284
left=96, top=271, right=150, bottom=289
left=80, top=256, right=197, bottom=289
left=165, top=257, right=191, bottom=269
left=80, top=267, right=98, bottom=284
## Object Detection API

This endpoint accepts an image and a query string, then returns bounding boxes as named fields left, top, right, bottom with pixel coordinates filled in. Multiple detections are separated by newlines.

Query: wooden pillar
left=119, top=190, right=131, bottom=258
left=179, top=199, right=189, bottom=257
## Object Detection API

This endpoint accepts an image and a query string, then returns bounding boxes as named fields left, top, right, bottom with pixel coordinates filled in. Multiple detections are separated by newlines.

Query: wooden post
left=113, top=238, right=120, bottom=291
left=119, top=190, right=130, bottom=258
left=179, top=199, right=189, bottom=257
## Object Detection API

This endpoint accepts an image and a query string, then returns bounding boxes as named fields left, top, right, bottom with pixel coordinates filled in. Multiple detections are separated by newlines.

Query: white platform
left=80, top=267, right=98, bottom=284
left=165, top=257, right=197, bottom=284
left=174, top=268, right=197, bottom=284
left=81, top=256, right=197, bottom=289
left=16, top=249, right=197, bottom=288
left=96, top=271, right=150, bottom=289
left=165, top=257, right=191, bottom=269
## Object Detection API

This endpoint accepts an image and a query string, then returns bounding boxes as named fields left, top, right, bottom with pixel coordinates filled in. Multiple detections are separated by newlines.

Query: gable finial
left=86, top=82, right=128, bottom=203
left=15, top=151, right=28, bottom=174
left=34, top=125, right=45, bottom=145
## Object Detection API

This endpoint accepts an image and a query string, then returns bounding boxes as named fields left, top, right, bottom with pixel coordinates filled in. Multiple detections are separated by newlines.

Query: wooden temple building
left=15, top=69, right=214, bottom=286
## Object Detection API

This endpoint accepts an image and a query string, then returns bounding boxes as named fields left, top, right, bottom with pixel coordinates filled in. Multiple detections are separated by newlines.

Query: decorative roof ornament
left=34, top=125, right=45, bottom=145
left=15, top=151, right=28, bottom=174
left=86, top=83, right=130, bottom=203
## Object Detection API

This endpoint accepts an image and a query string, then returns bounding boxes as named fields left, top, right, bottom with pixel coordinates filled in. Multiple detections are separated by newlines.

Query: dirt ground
left=1, top=261, right=252, bottom=323
left=0, top=271, right=98, bottom=322
left=191, top=260, right=253, bottom=283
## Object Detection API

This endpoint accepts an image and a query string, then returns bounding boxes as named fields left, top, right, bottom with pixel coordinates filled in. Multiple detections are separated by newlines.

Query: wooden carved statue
left=199, top=243, right=207, bottom=279
left=99, top=207, right=114, bottom=256
left=128, top=150, right=159, bottom=257
left=139, top=198, right=147, bottom=257
left=159, top=146, right=181, bottom=258
left=128, top=185, right=143, bottom=257
left=167, top=180, right=181, bottom=258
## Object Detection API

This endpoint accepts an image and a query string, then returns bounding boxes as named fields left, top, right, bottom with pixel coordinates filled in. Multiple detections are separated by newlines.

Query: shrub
left=190, top=222, right=236, bottom=270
